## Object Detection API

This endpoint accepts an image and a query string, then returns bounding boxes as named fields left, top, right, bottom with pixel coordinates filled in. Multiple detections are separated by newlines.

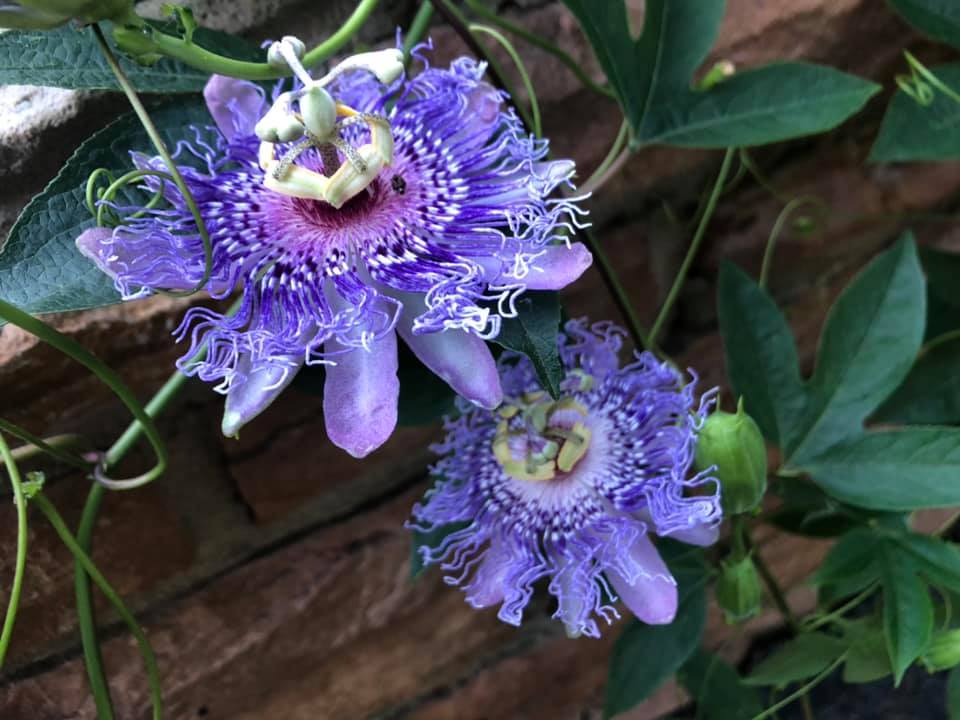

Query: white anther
left=316, top=48, right=405, bottom=87
left=254, top=92, right=306, bottom=143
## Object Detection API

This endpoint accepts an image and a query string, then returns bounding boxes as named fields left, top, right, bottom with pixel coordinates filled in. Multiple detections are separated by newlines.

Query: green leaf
left=717, top=261, right=807, bottom=448
left=803, top=427, right=960, bottom=510
left=948, top=665, right=960, bottom=719
left=789, top=235, right=925, bottom=463
left=891, top=533, right=960, bottom=594
left=923, top=246, right=960, bottom=310
left=493, top=292, right=563, bottom=399
left=396, top=340, right=457, bottom=426
left=874, top=335, right=960, bottom=425
left=603, top=571, right=707, bottom=718
left=871, top=63, right=960, bottom=162
left=813, top=528, right=881, bottom=598
left=560, top=0, right=724, bottom=144
left=886, top=0, right=960, bottom=49
left=677, top=650, right=763, bottom=720
left=642, top=63, right=881, bottom=148
left=0, top=97, right=217, bottom=319
left=843, top=619, right=893, bottom=684
left=879, top=542, right=933, bottom=685
left=0, top=23, right=260, bottom=92
left=562, top=0, right=876, bottom=148
left=744, top=633, right=847, bottom=688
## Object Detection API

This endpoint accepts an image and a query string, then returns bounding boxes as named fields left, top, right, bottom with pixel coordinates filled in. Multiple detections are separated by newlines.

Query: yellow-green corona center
left=492, top=391, right=593, bottom=482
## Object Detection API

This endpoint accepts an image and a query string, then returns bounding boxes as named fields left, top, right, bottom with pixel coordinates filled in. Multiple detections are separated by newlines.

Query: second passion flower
left=410, top=319, right=722, bottom=638
left=76, top=50, right=591, bottom=457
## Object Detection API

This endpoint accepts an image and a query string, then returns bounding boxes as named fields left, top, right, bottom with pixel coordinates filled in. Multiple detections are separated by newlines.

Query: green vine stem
left=759, top=195, right=827, bottom=290
left=9, top=433, right=89, bottom=467
left=0, top=432, right=28, bottom=669
left=469, top=23, right=541, bottom=137
left=0, top=298, right=168, bottom=488
left=649, top=148, right=736, bottom=347
left=751, top=655, right=845, bottom=720
left=34, top=491, right=163, bottom=720
left=0, top=419, right=93, bottom=473
left=579, top=119, right=629, bottom=195
left=461, top=0, right=614, bottom=100
left=129, top=0, right=380, bottom=80
left=91, top=23, right=214, bottom=298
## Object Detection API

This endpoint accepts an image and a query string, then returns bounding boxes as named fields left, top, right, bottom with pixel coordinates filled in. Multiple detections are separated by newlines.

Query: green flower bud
left=715, top=553, right=762, bottom=624
left=695, top=398, right=767, bottom=515
left=16, top=0, right=133, bottom=23
left=921, top=629, right=960, bottom=672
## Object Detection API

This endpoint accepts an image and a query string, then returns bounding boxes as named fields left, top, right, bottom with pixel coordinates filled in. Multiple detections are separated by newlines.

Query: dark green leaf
left=891, top=533, right=960, bottom=594
left=948, top=666, right=960, bottom=719
left=875, top=335, right=960, bottom=425
left=560, top=0, right=723, bottom=144
left=880, top=542, right=933, bottom=685
left=922, top=246, right=960, bottom=310
left=871, top=63, right=960, bottom=162
left=813, top=528, right=881, bottom=598
left=678, top=650, right=763, bottom=720
left=765, top=477, right=899, bottom=538
left=886, top=0, right=960, bottom=49
left=493, top=292, right=563, bottom=399
left=744, top=633, right=847, bottom=688
left=843, top=619, right=893, bottom=684
left=789, top=235, right=925, bottom=463
left=603, top=570, right=707, bottom=718
left=0, top=97, right=215, bottom=319
left=717, top=261, right=807, bottom=448
left=642, top=63, right=881, bottom=148
left=396, top=340, right=457, bottom=426
left=803, top=427, right=960, bottom=510
left=0, top=23, right=260, bottom=92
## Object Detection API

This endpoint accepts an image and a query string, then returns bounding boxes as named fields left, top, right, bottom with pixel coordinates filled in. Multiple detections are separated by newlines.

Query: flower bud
left=0, top=3, right=67, bottom=29
left=13, top=0, right=133, bottom=24
left=715, top=553, right=762, bottom=623
left=695, top=398, right=767, bottom=515
left=921, top=629, right=960, bottom=672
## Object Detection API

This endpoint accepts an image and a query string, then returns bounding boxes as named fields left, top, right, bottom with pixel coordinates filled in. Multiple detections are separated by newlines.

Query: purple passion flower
left=410, top=319, right=721, bottom=637
left=76, top=54, right=590, bottom=457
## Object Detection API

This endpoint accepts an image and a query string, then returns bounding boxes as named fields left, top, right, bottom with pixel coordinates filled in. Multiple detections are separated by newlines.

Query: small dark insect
left=391, top=175, right=407, bottom=194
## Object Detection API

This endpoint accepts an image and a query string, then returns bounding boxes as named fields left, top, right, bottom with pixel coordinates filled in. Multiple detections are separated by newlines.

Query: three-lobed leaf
left=562, top=0, right=878, bottom=148
left=813, top=528, right=881, bottom=599
left=789, top=236, right=925, bottom=462
left=843, top=619, right=893, bottom=684
left=874, top=334, right=960, bottom=425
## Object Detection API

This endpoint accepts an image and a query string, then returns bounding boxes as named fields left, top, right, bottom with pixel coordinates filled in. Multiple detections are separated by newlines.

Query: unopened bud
left=695, top=398, right=767, bottom=515
left=715, top=553, right=762, bottom=623
left=697, top=60, right=736, bottom=91
left=922, top=629, right=960, bottom=672
left=14, top=0, right=133, bottom=23
left=267, top=36, right=306, bottom=70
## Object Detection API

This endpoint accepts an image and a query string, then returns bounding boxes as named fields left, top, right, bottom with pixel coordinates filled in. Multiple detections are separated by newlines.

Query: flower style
left=76, top=49, right=591, bottom=457
left=409, top=319, right=721, bottom=638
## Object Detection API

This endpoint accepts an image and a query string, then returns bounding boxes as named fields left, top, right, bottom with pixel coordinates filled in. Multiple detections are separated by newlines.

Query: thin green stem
left=0, top=420, right=93, bottom=473
left=752, top=542, right=798, bottom=631
left=802, top=584, right=878, bottom=632
left=142, top=0, right=380, bottom=80
left=750, top=656, right=844, bottom=720
left=582, top=119, right=628, bottom=192
left=75, top=483, right=115, bottom=720
left=35, top=492, right=162, bottom=720
left=10, top=434, right=88, bottom=467
left=92, top=23, right=214, bottom=298
left=649, top=148, right=735, bottom=346
left=0, top=432, right=28, bottom=670
left=0, top=298, right=168, bottom=488
left=469, top=24, right=541, bottom=137
left=403, top=2, right=434, bottom=63
left=461, top=0, right=615, bottom=99
left=759, top=195, right=827, bottom=290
